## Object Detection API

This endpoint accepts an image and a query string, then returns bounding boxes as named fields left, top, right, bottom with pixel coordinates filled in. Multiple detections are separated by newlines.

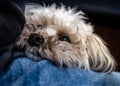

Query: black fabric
left=0, top=0, right=25, bottom=70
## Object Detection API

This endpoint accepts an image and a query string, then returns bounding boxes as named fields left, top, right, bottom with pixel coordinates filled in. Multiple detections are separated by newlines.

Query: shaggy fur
left=17, top=4, right=115, bottom=73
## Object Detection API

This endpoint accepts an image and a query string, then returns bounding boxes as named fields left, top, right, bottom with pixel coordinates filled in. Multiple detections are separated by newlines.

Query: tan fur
left=16, top=4, right=116, bottom=73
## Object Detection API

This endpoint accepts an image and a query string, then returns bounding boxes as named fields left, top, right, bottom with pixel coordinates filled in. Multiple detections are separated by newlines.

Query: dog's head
left=17, top=4, right=115, bottom=72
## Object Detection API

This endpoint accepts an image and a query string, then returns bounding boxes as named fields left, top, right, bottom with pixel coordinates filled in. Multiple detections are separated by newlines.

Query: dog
left=16, top=4, right=115, bottom=73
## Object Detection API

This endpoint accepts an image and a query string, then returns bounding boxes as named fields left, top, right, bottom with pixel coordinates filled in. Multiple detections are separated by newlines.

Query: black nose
left=28, top=33, right=44, bottom=46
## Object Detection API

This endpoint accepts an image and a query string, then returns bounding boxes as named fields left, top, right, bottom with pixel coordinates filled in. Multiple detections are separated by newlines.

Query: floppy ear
left=86, top=33, right=116, bottom=72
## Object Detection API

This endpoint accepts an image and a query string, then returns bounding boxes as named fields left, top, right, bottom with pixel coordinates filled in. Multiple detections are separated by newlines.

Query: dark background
left=25, top=0, right=120, bottom=71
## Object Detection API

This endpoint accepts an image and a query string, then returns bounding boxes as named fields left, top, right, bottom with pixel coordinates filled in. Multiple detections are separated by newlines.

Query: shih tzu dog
left=16, top=4, right=115, bottom=73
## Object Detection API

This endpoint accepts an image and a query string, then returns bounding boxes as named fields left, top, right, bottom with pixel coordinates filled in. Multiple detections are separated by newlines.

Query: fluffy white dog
left=17, top=4, right=115, bottom=73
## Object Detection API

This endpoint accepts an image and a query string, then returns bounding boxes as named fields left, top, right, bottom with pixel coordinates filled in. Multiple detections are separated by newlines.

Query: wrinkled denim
left=0, top=57, right=120, bottom=86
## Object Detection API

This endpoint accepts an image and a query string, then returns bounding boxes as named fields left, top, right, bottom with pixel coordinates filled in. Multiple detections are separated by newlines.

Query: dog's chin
left=24, top=44, right=44, bottom=61
left=24, top=42, right=84, bottom=68
left=41, top=42, right=88, bottom=69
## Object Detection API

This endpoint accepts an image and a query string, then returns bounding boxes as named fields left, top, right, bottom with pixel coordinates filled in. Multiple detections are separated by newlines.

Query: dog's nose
left=28, top=33, right=44, bottom=46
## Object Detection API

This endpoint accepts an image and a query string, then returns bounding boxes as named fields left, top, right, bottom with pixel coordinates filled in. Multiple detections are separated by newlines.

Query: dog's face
left=17, top=4, right=115, bottom=72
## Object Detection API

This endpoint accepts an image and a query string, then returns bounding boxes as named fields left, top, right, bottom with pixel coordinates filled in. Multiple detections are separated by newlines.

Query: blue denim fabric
left=0, top=57, right=120, bottom=86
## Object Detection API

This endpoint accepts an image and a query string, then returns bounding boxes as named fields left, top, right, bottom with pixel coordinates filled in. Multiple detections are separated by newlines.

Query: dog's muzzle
left=28, top=33, right=44, bottom=46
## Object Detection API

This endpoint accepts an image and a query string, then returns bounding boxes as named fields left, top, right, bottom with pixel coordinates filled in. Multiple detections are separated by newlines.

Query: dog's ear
left=86, top=33, right=116, bottom=72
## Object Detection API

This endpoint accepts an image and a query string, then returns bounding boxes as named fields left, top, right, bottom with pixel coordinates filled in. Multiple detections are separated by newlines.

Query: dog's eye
left=59, top=36, right=70, bottom=43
